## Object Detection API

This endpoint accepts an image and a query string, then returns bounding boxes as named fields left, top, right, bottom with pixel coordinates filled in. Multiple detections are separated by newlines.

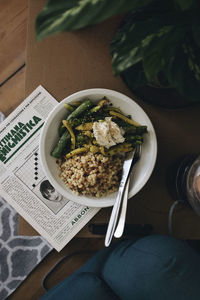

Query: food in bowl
left=59, top=152, right=124, bottom=197
left=51, top=98, right=147, bottom=197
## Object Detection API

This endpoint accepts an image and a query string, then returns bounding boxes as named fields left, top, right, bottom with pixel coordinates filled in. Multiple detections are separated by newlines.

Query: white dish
left=39, top=88, right=157, bottom=207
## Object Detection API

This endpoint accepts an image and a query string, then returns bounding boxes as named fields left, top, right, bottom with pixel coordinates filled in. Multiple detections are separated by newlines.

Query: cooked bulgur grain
left=58, top=152, right=124, bottom=197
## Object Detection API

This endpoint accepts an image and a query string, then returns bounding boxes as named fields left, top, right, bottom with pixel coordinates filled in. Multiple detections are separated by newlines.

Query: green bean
left=58, top=113, right=68, bottom=136
left=121, top=125, right=137, bottom=134
left=125, top=135, right=143, bottom=146
left=51, top=100, right=93, bottom=158
left=135, top=126, right=147, bottom=135
left=51, top=131, right=70, bottom=158
left=132, top=140, right=143, bottom=145
left=64, top=103, right=75, bottom=112
left=76, top=133, right=90, bottom=147
left=68, top=118, right=84, bottom=128
left=114, top=121, right=147, bottom=135
left=72, top=101, right=81, bottom=107
left=67, top=100, right=93, bottom=120
left=90, top=99, right=109, bottom=113
left=90, top=105, right=101, bottom=113
left=58, top=123, right=65, bottom=137
left=51, top=98, right=147, bottom=159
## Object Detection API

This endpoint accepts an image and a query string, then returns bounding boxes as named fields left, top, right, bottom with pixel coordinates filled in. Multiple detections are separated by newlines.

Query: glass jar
left=187, top=156, right=200, bottom=216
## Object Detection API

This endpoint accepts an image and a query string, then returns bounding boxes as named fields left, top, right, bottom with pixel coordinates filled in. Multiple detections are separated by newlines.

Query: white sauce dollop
left=92, top=117, right=125, bottom=149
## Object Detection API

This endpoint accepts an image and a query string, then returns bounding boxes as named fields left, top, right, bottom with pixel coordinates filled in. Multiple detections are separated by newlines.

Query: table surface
left=2, top=1, right=200, bottom=298
left=18, top=0, right=200, bottom=240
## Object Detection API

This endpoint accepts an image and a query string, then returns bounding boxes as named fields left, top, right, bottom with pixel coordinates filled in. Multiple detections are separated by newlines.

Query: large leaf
left=164, top=39, right=200, bottom=102
left=191, top=2, right=200, bottom=46
left=110, top=1, right=177, bottom=51
left=142, top=26, right=184, bottom=81
left=174, top=0, right=195, bottom=11
left=111, top=9, right=182, bottom=75
left=36, top=0, right=154, bottom=41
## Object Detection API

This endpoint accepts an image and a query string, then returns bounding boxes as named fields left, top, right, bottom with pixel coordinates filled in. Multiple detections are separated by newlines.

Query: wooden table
left=19, top=0, right=200, bottom=240
left=2, top=1, right=200, bottom=298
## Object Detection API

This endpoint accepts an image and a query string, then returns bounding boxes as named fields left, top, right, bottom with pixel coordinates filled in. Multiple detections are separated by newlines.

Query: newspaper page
left=0, top=86, right=100, bottom=251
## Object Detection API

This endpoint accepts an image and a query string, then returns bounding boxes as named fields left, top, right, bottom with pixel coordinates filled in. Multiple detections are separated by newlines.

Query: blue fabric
left=41, top=235, right=200, bottom=300
left=40, top=241, right=121, bottom=300
left=41, top=272, right=119, bottom=300
left=102, top=235, right=200, bottom=300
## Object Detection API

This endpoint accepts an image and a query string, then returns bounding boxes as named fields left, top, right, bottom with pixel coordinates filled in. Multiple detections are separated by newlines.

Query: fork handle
left=105, top=188, right=124, bottom=247
left=114, top=177, right=130, bottom=238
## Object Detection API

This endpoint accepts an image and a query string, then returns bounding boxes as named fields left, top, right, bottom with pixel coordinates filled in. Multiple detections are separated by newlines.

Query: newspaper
left=0, top=86, right=100, bottom=251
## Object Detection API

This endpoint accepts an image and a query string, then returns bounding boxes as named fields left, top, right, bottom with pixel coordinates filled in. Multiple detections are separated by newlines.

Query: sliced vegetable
left=68, top=118, right=83, bottom=128
left=83, top=131, right=93, bottom=137
left=76, top=122, right=93, bottom=131
left=107, top=143, right=133, bottom=155
left=66, top=147, right=88, bottom=158
left=76, top=134, right=90, bottom=147
left=72, top=101, right=81, bottom=107
left=135, top=126, right=147, bottom=134
left=51, top=100, right=93, bottom=157
left=109, top=111, right=141, bottom=126
left=62, top=120, right=76, bottom=149
left=67, top=100, right=93, bottom=120
left=99, top=99, right=109, bottom=106
left=64, top=103, right=75, bottom=112
left=115, top=122, right=147, bottom=134
left=51, top=97, right=147, bottom=159
left=51, top=131, right=70, bottom=158
left=125, top=135, right=143, bottom=143
left=58, top=122, right=66, bottom=137
left=90, top=98, right=109, bottom=113
left=89, top=145, right=100, bottom=154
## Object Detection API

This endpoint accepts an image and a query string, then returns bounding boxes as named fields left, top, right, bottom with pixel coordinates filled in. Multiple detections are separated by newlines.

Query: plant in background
left=36, top=0, right=200, bottom=103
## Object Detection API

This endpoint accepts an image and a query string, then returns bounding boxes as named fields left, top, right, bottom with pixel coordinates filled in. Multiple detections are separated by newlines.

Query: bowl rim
left=39, top=88, right=157, bottom=207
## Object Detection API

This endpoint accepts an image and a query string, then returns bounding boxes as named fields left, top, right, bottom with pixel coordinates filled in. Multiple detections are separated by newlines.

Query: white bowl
left=39, top=88, right=157, bottom=207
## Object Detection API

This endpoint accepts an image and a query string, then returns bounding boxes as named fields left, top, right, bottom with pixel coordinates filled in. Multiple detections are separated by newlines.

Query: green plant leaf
left=164, top=39, right=200, bottom=102
left=190, top=2, right=200, bottom=46
left=142, top=27, right=184, bottom=81
left=174, top=0, right=195, bottom=11
left=111, top=8, right=183, bottom=75
left=36, top=0, right=154, bottom=41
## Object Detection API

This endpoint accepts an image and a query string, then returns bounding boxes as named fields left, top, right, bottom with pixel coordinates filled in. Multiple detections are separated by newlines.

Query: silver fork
left=105, top=144, right=141, bottom=247
left=114, top=144, right=141, bottom=238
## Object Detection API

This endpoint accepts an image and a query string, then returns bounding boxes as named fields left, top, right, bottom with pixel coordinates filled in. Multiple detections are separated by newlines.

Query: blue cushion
left=41, top=272, right=119, bottom=300
left=102, top=235, right=200, bottom=300
left=41, top=235, right=200, bottom=300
